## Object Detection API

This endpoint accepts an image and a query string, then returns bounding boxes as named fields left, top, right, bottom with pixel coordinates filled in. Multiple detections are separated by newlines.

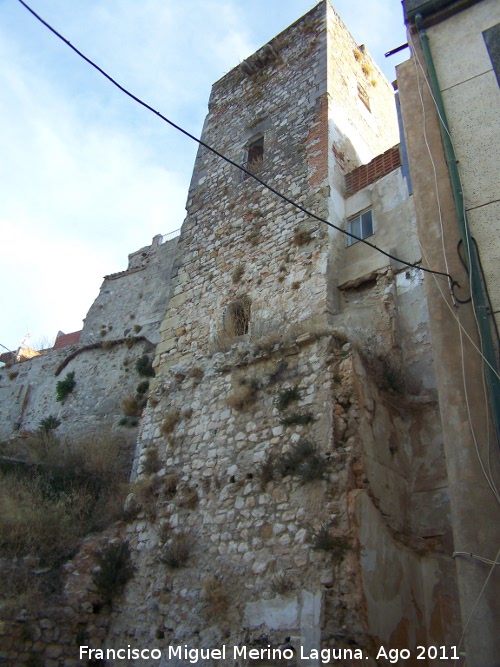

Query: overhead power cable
left=18, top=0, right=455, bottom=284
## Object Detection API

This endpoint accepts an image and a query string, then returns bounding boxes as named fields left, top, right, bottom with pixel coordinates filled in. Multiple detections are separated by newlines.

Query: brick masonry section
left=344, top=145, right=402, bottom=196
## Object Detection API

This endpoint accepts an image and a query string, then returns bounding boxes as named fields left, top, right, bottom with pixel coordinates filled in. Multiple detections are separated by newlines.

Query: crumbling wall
left=81, top=234, right=178, bottom=346
left=0, top=337, right=155, bottom=441
left=0, top=235, right=177, bottom=442
left=99, top=331, right=458, bottom=665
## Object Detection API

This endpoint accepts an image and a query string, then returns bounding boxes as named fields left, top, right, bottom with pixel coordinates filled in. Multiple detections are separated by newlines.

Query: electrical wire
left=412, top=37, right=500, bottom=503
left=409, top=33, right=500, bottom=664
left=411, top=43, right=451, bottom=280
left=16, top=0, right=456, bottom=285
left=453, top=546, right=500, bottom=667
left=452, top=551, right=500, bottom=566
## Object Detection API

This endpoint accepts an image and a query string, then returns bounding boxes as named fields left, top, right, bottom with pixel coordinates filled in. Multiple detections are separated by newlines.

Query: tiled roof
left=53, top=331, right=82, bottom=350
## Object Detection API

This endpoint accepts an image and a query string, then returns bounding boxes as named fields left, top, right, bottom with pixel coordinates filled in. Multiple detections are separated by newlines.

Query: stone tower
left=111, top=2, right=461, bottom=662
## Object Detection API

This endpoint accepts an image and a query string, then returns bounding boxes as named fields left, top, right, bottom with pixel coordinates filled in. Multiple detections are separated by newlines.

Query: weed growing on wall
left=160, top=408, right=181, bottom=436
left=136, top=354, right=155, bottom=378
left=38, top=415, right=61, bottom=434
left=55, top=371, right=75, bottom=402
left=121, top=380, right=149, bottom=423
left=276, top=386, right=301, bottom=411
left=275, top=439, right=326, bottom=483
left=258, top=452, right=277, bottom=488
left=280, top=412, right=315, bottom=426
left=92, top=541, right=135, bottom=606
left=202, top=577, right=229, bottom=619
left=359, top=350, right=406, bottom=394
left=188, top=366, right=204, bottom=383
left=122, top=395, right=144, bottom=418
left=142, top=446, right=161, bottom=475
left=310, top=524, right=350, bottom=559
left=270, top=572, right=294, bottom=595
left=292, top=227, right=312, bottom=246
left=232, top=263, right=245, bottom=284
left=226, top=378, right=259, bottom=412
left=160, top=533, right=191, bottom=568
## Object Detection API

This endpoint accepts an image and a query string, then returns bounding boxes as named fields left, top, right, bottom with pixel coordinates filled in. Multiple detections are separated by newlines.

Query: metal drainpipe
left=415, top=12, right=500, bottom=448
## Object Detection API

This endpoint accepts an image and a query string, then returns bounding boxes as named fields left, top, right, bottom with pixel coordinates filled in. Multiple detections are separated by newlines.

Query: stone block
left=169, top=292, right=187, bottom=308
left=156, top=338, right=177, bottom=356
left=244, top=595, right=299, bottom=629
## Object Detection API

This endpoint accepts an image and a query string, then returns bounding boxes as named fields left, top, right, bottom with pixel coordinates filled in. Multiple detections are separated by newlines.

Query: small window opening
left=346, top=209, right=373, bottom=246
left=357, top=83, right=371, bottom=111
left=244, top=136, right=264, bottom=178
left=224, top=297, right=251, bottom=336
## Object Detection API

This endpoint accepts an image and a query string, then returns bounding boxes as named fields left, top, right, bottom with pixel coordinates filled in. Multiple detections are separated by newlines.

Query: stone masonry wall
left=0, top=232, right=177, bottom=441
left=81, top=234, right=178, bottom=346
left=0, top=336, right=155, bottom=441
left=0, top=3, right=463, bottom=664
left=102, top=332, right=458, bottom=665
left=156, top=3, right=332, bottom=371
left=107, top=2, right=461, bottom=662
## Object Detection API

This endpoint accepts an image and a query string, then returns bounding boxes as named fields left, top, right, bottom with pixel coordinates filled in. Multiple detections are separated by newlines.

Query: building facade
left=2, top=2, right=498, bottom=665
left=109, top=1, right=463, bottom=663
left=398, top=0, right=500, bottom=664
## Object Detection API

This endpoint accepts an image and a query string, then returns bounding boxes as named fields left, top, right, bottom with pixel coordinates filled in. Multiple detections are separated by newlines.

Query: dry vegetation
left=226, top=377, right=259, bottom=412
left=160, top=407, right=181, bottom=436
left=202, top=577, right=229, bottom=619
left=0, top=429, right=133, bottom=617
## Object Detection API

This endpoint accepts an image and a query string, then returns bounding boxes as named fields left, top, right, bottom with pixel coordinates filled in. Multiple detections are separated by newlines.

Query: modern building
left=398, top=1, right=500, bottom=664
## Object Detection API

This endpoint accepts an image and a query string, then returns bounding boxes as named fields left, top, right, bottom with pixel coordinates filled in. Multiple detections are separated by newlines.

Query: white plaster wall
left=428, top=0, right=500, bottom=318
left=340, top=169, right=420, bottom=286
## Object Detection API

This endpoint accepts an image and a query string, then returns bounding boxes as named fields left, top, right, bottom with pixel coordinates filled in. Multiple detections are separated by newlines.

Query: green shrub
left=136, top=380, right=150, bottom=395
left=258, top=453, right=276, bottom=488
left=38, top=415, right=61, bottom=434
left=311, top=524, right=350, bottom=558
left=136, top=355, right=155, bottom=378
left=56, top=371, right=75, bottom=403
left=119, top=416, right=139, bottom=428
left=275, top=440, right=326, bottom=483
left=276, top=386, right=301, bottom=411
left=280, top=412, right=315, bottom=426
left=92, top=541, right=135, bottom=605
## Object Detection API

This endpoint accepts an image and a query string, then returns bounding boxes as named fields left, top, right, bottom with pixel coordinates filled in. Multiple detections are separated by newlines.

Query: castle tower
left=111, top=2, right=461, bottom=661
left=153, top=1, right=398, bottom=371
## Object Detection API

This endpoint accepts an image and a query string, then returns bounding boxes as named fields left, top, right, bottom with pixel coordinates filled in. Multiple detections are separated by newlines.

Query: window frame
left=243, top=135, right=264, bottom=179
left=222, top=297, right=251, bottom=337
left=346, top=209, right=374, bottom=247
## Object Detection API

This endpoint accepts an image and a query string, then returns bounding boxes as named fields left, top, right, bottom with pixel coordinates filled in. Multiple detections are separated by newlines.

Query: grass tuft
left=92, top=541, right=135, bottom=606
left=160, top=533, right=190, bottom=568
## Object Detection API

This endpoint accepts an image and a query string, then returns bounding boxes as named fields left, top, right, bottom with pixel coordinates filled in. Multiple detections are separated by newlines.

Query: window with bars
left=222, top=297, right=251, bottom=336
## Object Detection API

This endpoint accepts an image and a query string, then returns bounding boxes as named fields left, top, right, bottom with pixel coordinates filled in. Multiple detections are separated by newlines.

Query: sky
left=0, top=0, right=409, bottom=354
